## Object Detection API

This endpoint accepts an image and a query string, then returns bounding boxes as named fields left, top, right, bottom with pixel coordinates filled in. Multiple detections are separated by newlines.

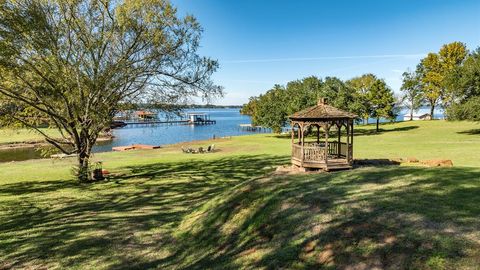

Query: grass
left=0, top=128, right=60, bottom=144
left=0, top=120, right=479, bottom=269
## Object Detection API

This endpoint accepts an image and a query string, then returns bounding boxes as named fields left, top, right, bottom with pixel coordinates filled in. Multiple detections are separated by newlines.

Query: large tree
left=319, top=76, right=353, bottom=111
left=400, top=70, right=423, bottom=121
left=418, top=42, right=467, bottom=119
left=251, top=85, right=287, bottom=133
left=368, top=79, right=395, bottom=132
left=418, top=53, right=442, bottom=119
left=346, top=73, right=376, bottom=124
left=438, top=42, right=468, bottom=106
left=446, top=47, right=480, bottom=103
left=445, top=47, right=480, bottom=120
left=0, top=0, right=222, bottom=181
left=284, top=76, right=322, bottom=116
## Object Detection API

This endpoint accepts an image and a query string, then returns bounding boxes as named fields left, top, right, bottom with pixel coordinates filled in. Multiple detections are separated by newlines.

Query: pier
left=122, top=119, right=216, bottom=127
left=239, top=124, right=270, bottom=132
left=111, top=111, right=216, bottom=128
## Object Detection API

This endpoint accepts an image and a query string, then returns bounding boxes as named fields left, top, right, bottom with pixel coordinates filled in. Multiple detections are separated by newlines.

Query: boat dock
left=111, top=111, right=216, bottom=128
left=122, top=119, right=216, bottom=127
left=239, top=124, right=270, bottom=132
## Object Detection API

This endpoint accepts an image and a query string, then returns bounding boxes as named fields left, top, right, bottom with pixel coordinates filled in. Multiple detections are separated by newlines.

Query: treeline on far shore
left=241, top=42, right=480, bottom=133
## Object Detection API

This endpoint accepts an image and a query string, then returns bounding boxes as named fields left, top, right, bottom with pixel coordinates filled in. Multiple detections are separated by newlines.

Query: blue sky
left=173, top=0, right=480, bottom=105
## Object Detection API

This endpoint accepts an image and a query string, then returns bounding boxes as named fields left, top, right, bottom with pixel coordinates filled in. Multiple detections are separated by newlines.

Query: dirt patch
left=420, top=159, right=453, bottom=167
left=407, top=157, right=419, bottom=163
left=354, top=158, right=454, bottom=168
left=273, top=165, right=326, bottom=175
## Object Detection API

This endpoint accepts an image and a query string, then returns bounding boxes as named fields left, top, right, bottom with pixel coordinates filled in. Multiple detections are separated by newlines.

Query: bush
left=446, top=96, right=480, bottom=121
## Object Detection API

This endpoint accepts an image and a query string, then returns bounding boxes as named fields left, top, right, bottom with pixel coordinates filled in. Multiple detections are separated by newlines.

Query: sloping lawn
left=0, top=120, right=479, bottom=269
left=0, top=128, right=60, bottom=144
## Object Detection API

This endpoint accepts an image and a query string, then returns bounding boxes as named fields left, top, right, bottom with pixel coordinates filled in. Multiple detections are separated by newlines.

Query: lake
left=94, top=108, right=254, bottom=152
left=0, top=106, right=444, bottom=162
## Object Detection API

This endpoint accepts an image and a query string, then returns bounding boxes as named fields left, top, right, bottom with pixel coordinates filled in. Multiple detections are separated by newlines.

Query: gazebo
left=289, top=98, right=357, bottom=171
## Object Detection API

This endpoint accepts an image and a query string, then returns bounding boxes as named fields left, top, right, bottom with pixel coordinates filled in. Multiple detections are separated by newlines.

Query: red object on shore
left=101, top=169, right=110, bottom=175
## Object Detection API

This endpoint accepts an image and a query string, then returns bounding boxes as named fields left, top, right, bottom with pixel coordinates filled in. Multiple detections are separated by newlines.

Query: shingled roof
left=289, top=98, right=357, bottom=120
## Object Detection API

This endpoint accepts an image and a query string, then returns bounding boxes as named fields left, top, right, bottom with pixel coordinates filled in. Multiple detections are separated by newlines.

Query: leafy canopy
left=0, top=0, right=222, bottom=180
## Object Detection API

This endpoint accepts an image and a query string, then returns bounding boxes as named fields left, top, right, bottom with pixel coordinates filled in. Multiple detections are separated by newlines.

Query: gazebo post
left=324, top=124, right=329, bottom=168
left=337, top=122, right=341, bottom=158
left=346, top=121, right=350, bottom=162
left=297, top=123, right=301, bottom=143
left=316, top=125, right=320, bottom=144
left=300, top=123, right=305, bottom=167
left=350, top=120, right=354, bottom=164
left=291, top=122, right=294, bottom=145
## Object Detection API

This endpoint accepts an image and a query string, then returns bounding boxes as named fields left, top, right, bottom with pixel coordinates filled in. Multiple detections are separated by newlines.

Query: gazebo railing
left=326, top=141, right=348, bottom=157
left=292, top=143, right=303, bottom=161
left=292, top=141, right=348, bottom=163
left=303, top=145, right=326, bottom=162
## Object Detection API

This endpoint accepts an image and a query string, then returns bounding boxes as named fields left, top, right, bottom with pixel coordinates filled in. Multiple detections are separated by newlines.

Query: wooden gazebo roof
left=289, top=99, right=357, bottom=120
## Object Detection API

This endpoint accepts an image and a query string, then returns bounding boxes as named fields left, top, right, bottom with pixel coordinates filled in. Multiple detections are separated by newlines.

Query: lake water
left=0, top=106, right=444, bottom=162
left=94, top=108, right=254, bottom=152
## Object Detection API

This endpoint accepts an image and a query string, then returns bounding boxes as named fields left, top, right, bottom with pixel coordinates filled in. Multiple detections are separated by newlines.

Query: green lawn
left=0, top=120, right=479, bottom=269
left=0, top=128, right=61, bottom=144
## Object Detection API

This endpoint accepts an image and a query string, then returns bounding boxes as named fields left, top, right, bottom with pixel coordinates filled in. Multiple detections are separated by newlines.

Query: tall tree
left=445, top=47, right=480, bottom=121
left=0, top=0, right=222, bottom=181
left=438, top=42, right=468, bottom=106
left=446, top=47, right=480, bottom=102
left=418, top=53, right=442, bottom=119
left=418, top=42, right=467, bottom=119
left=368, top=79, right=395, bottom=132
left=284, top=76, right=322, bottom=116
left=346, top=74, right=376, bottom=124
left=252, top=85, right=286, bottom=133
left=400, top=70, right=423, bottom=120
left=240, top=96, right=259, bottom=116
left=320, top=77, right=353, bottom=111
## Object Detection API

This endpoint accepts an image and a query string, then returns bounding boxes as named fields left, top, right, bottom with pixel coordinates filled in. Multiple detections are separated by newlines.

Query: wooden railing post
left=300, top=124, right=304, bottom=166
left=336, top=123, right=340, bottom=158
left=325, top=124, right=329, bottom=166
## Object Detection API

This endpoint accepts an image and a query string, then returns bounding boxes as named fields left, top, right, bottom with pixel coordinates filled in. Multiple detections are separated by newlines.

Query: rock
left=421, top=159, right=453, bottom=167
left=407, top=157, right=419, bottom=163
left=303, top=240, right=317, bottom=253
left=317, top=244, right=334, bottom=265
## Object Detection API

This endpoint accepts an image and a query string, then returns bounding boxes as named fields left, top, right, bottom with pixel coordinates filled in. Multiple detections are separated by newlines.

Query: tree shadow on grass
left=457, top=128, right=480, bottom=135
left=0, top=154, right=288, bottom=269
left=165, top=166, right=480, bottom=269
left=353, top=124, right=419, bottom=137
left=1, top=159, right=479, bottom=269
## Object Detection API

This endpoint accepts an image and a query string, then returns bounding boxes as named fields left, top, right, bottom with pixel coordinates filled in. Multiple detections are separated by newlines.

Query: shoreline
left=0, top=134, right=255, bottom=163
left=0, top=135, right=114, bottom=151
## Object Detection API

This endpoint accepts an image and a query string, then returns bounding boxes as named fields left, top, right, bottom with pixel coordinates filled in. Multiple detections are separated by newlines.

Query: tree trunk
left=376, top=117, right=380, bottom=132
left=430, top=103, right=435, bottom=120
left=410, top=105, right=414, bottom=121
left=76, top=138, right=94, bottom=182
left=77, top=151, right=90, bottom=182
